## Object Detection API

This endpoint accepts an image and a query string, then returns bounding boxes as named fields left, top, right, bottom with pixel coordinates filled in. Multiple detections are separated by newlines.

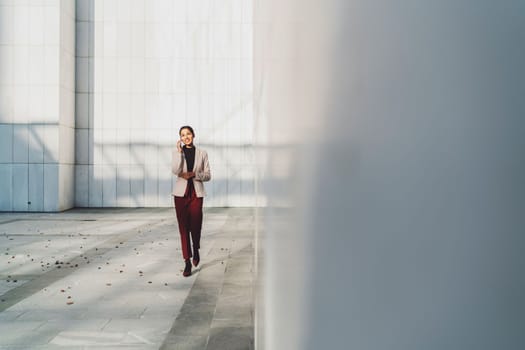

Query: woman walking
left=172, top=126, right=211, bottom=277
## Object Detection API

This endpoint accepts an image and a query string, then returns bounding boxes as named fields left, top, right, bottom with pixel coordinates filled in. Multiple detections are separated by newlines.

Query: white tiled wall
left=75, top=0, right=255, bottom=207
left=0, top=165, right=12, bottom=210
left=74, top=164, right=89, bottom=205
left=28, top=163, right=44, bottom=212
left=0, top=0, right=76, bottom=212
left=1, top=0, right=255, bottom=211
left=0, top=125, right=13, bottom=163
left=12, top=164, right=29, bottom=211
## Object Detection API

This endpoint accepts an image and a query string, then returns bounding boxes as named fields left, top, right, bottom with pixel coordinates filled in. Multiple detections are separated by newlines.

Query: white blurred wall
left=256, top=0, right=525, bottom=349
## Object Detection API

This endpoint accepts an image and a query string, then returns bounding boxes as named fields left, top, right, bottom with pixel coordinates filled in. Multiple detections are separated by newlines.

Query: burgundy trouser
left=174, top=183, right=203, bottom=260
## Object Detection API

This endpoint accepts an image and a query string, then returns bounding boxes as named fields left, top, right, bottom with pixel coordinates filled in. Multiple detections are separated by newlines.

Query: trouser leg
left=188, top=195, right=203, bottom=250
left=174, top=196, right=192, bottom=260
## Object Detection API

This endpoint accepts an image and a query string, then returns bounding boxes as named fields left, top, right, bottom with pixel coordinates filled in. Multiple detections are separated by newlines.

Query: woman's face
left=180, top=128, right=194, bottom=146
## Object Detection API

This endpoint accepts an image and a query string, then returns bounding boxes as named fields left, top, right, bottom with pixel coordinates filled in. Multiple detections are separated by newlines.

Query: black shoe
left=183, top=259, right=191, bottom=277
left=192, top=249, right=200, bottom=267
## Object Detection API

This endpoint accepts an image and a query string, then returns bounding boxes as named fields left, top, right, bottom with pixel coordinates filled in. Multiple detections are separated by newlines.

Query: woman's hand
left=176, top=140, right=183, bottom=153
left=179, top=171, right=195, bottom=180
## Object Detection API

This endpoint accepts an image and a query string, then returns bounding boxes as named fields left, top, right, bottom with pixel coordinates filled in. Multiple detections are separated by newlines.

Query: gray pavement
left=0, top=208, right=255, bottom=350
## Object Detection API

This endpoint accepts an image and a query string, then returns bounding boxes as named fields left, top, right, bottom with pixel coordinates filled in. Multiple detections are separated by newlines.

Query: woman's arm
left=195, top=150, right=211, bottom=182
left=172, top=149, right=184, bottom=176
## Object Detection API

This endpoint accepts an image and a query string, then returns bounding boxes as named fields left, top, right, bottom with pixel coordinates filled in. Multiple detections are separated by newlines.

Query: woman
left=172, top=126, right=211, bottom=277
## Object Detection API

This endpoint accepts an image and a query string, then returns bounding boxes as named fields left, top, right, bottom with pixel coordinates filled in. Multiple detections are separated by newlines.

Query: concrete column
left=256, top=0, right=525, bottom=349
left=0, top=0, right=75, bottom=212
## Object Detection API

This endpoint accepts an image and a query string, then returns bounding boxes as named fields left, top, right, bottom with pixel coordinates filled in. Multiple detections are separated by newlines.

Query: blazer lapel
left=194, top=148, right=202, bottom=172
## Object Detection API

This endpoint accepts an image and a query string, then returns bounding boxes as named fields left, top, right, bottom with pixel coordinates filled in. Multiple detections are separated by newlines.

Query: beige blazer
left=171, top=147, right=211, bottom=197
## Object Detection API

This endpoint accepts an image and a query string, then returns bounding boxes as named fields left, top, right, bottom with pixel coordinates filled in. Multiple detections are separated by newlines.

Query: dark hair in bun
left=179, top=125, right=195, bottom=137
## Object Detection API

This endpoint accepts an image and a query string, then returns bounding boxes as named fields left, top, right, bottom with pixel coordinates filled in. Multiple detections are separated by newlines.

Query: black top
left=183, top=146, right=195, bottom=172
left=183, top=146, right=196, bottom=193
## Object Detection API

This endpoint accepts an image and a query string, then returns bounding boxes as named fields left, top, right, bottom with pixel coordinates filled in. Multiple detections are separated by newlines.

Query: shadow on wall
left=0, top=122, right=64, bottom=212
left=75, top=139, right=261, bottom=208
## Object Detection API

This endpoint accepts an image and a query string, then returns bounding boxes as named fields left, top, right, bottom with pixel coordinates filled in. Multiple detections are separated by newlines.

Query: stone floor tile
left=0, top=208, right=255, bottom=349
left=206, top=326, right=254, bottom=350
left=160, top=335, right=208, bottom=350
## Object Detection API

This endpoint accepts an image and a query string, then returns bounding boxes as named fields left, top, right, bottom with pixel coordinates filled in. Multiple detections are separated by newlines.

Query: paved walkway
left=0, top=208, right=255, bottom=350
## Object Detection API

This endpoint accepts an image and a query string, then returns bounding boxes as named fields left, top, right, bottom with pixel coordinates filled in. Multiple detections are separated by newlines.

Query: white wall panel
left=59, top=164, right=75, bottom=210
left=29, top=6, right=44, bottom=45
left=128, top=0, right=144, bottom=22
left=75, top=20, right=89, bottom=57
left=102, top=57, right=117, bottom=92
left=75, top=93, right=89, bottom=128
left=102, top=0, right=117, bottom=22
left=129, top=129, right=145, bottom=165
left=28, top=48, right=45, bottom=86
left=158, top=145, right=174, bottom=168
left=43, top=88, right=60, bottom=123
left=115, top=94, right=131, bottom=128
left=116, top=59, right=132, bottom=93
left=28, top=87, right=45, bottom=123
left=144, top=129, right=159, bottom=165
left=116, top=22, right=132, bottom=58
left=44, top=47, right=59, bottom=86
left=44, top=5, right=59, bottom=45
left=0, top=125, right=13, bottom=163
left=187, top=0, right=211, bottom=23
left=88, top=164, right=103, bottom=207
left=43, top=125, right=59, bottom=163
left=101, top=128, right=117, bottom=165
left=144, top=163, right=158, bottom=207
left=43, top=164, right=58, bottom=211
left=0, top=46, right=14, bottom=86
left=12, top=164, right=28, bottom=211
left=158, top=164, right=172, bottom=207
left=76, top=0, right=89, bottom=21
left=130, top=59, right=145, bottom=92
left=12, top=87, right=29, bottom=124
left=59, top=125, right=75, bottom=164
left=0, top=87, right=13, bottom=124
left=75, top=128, right=89, bottom=164
left=28, top=125, right=45, bottom=163
left=116, top=165, right=131, bottom=207
left=228, top=166, right=241, bottom=207
left=0, top=6, right=14, bottom=45
left=0, top=165, right=12, bottom=211
left=13, top=47, right=30, bottom=86
left=92, top=94, right=103, bottom=129
left=129, top=165, right=144, bottom=207
left=240, top=166, right=256, bottom=207
left=12, top=125, right=29, bottom=163
left=28, top=163, right=44, bottom=211
left=75, top=57, right=89, bottom=93
left=101, top=93, right=117, bottom=129
left=13, top=6, right=30, bottom=45
left=144, top=58, right=160, bottom=93
left=129, top=94, right=145, bottom=129
left=102, top=23, right=117, bottom=59
left=101, top=165, right=117, bottom=207
left=74, top=164, right=89, bottom=206
left=115, top=128, right=130, bottom=165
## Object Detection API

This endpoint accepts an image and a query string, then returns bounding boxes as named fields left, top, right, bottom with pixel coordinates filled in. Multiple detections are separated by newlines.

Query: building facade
left=0, top=0, right=257, bottom=211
